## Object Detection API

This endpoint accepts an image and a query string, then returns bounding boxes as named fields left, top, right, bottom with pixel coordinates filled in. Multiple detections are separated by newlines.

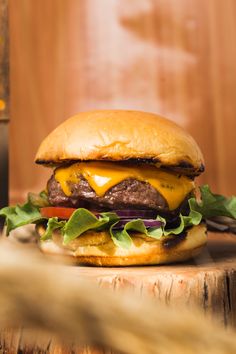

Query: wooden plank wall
left=0, top=0, right=9, bottom=211
left=9, top=0, right=236, bottom=203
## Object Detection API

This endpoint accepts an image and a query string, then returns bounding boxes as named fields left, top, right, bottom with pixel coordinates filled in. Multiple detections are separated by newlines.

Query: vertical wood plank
left=0, top=0, right=9, bottom=215
left=9, top=0, right=236, bottom=203
left=0, top=0, right=9, bottom=119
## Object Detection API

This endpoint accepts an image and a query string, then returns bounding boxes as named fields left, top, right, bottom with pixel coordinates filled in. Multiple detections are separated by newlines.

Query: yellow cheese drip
left=54, top=162, right=194, bottom=210
left=54, top=165, right=79, bottom=196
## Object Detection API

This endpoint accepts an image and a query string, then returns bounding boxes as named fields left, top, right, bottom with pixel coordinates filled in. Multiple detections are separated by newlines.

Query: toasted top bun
left=37, top=224, right=207, bottom=266
left=35, top=110, right=204, bottom=175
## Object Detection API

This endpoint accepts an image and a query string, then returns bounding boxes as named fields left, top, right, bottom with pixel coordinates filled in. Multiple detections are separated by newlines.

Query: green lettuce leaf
left=63, top=209, right=119, bottom=245
left=110, top=218, right=163, bottom=249
left=28, top=190, right=50, bottom=208
left=162, top=215, right=185, bottom=236
left=110, top=222, right=133, bottom=249
left=189, top=185, right=236, bottom=219
left=41, top=217, right=66, bottom=241
left=0, top=202, right=42, bottom=235
left=158, top=208, right=202, bottom=237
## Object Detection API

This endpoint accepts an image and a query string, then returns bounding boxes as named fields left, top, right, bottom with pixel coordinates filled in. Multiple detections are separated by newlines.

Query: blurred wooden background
left=9, top=0, right=236, bottom=204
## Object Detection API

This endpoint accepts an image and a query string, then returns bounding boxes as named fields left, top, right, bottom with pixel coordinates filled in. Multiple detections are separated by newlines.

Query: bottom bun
left=36, top=224, right=207, bottom=266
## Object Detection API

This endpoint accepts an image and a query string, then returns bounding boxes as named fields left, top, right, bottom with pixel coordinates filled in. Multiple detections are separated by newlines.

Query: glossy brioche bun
left=36, top=224, right=207, bottom=266
left=35, top=110, right=204, bottom=176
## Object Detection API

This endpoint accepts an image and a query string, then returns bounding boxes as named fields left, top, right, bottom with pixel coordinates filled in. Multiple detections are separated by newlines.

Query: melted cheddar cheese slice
left=54, top=162, right=195, bottom=210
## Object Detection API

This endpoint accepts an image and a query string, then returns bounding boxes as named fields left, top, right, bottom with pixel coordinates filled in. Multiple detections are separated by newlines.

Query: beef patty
left=47, top=174, right=170, bottom=212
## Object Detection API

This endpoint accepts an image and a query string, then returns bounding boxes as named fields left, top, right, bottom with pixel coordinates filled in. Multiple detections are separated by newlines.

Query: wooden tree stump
left=1, top=231, right=236, bottom=353
left=70, top=232, right=236, bottom=328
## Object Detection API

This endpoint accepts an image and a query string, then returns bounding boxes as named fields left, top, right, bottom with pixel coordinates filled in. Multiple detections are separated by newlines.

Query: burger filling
left=47, top=175, right=170, bottom=211
left=49, top=161, right=194, bottom=212
left=1, top=160, right=235, bottom=250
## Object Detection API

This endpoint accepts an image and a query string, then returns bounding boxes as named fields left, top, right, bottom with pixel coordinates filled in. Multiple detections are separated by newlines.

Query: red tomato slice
left=40, top=207, right=77, bottom=219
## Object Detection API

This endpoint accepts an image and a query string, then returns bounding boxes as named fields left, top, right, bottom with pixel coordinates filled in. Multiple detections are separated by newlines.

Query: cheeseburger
left=1, top=110, right=235, bottom=266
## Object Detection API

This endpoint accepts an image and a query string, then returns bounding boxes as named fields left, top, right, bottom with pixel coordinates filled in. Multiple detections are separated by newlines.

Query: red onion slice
left=112, top=219, right=163, bottom=230
left=111, top=209, right=158, bottom=219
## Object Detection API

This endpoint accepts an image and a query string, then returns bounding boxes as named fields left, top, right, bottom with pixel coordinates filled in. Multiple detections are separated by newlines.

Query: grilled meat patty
left=47, top=175, right=170, bottom=212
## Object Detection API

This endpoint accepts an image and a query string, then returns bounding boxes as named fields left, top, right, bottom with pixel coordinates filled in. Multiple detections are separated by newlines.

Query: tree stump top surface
left=62, top=232, right=236, bottom=329
left=1, top=231, right=236, bottom=353
left=70, top=233, right=236, bottom=277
